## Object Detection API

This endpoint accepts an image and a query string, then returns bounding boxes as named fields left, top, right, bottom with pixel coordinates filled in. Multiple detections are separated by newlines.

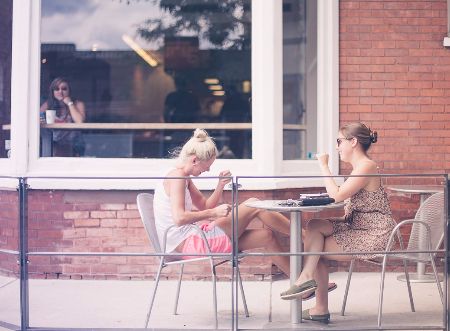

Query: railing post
left=446, top=175, right=449, bottom=331
left=231, top=180, right=238, bottom=331
left=18, top=177, right=29, bottom=331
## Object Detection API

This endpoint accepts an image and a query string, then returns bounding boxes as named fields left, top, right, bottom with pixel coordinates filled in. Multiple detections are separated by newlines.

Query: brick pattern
left=23, top=189, right=336, bottom=280
left=0, top=187, right=431, bottom=280
left=340, top=0, right=450, bottom=175
left=0, top=191, right=19, bottom=276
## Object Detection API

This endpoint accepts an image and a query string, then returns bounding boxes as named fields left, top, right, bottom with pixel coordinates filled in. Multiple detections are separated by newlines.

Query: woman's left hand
left=62, top=96, right=73, bottom=106
left=316, top=153, right=329, bottom=169
left=218, top=170, right=232, bottom=187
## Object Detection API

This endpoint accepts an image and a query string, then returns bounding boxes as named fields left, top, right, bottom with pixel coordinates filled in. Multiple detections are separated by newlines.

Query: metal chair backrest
left=407, top=192, right=444, bottom=261
left=137, top=193, right=162, bottom=254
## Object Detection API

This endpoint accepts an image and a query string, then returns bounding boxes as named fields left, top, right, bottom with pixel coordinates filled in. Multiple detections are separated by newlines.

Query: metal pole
left=290, top=212, right=302, bottom=324
left=232, top=180, right=238, bottom=331
left=448, top=0, right=450, bottom=37
left=445, top=175, right=449, bottom=331
left=18, top=177, right=29, bottom=330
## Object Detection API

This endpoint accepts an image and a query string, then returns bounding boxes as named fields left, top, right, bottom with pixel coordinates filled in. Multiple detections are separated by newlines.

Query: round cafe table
left=245, top=199, right=344, bottom=324
left=387, top=185, right=444, bottom=283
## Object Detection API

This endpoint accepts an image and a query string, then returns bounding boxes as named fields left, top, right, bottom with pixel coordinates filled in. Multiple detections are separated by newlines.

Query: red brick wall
left=0, top=187, right=427, bottom=280
left=339, top=0, right=450, bottom=174
left=0, top=191, right=19, bottom=277
left=22, top=188, right=334, bottom=280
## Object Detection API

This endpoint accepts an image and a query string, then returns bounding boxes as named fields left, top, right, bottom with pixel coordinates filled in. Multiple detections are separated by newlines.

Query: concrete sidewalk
left=0, top=272, right=444, bottom=330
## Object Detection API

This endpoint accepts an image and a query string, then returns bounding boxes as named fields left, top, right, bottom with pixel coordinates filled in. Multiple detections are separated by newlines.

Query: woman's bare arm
left=318, top=154, right=377, bottom=202
left=64, top=99, right=86, bottom=123
left=168, top=176, right=230, bottom=226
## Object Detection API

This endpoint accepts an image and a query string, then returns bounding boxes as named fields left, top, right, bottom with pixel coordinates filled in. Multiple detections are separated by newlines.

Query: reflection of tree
left=131, top=0, right=251, bottom=50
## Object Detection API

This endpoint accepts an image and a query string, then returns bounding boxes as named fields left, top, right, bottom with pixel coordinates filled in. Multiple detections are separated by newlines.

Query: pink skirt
left=181, top=223, right=232, bottom=260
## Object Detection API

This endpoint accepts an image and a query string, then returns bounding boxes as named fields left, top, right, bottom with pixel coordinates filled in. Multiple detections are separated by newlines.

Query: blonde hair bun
left=193, top=128, right=208, bottom=142
left=174, top=128, right=218, bottom=162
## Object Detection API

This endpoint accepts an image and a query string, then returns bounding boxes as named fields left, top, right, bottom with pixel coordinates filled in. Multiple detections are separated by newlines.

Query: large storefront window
left=40, top=0, right=251, bottom=159
left=283, top=0, right=317, bottom=160
left=0, top=1, right=13, bottom=159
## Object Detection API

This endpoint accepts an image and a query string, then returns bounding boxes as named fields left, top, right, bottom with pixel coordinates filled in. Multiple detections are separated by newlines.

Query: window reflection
left=40, top=0, right=252, bottom=159
left=0, top=0, right=12, bottom=158
left=283, top=0, right=317, bottom=160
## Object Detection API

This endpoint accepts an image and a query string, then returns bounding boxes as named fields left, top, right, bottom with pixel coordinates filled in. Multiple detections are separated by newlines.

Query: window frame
left=2, top=0, right=339, bottom=190
left=445, top=0, right=450, bottom=46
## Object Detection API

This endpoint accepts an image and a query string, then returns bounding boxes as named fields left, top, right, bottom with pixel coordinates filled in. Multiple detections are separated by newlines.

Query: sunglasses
left=53, top=86, right=68, bottom=91
left=336, top=137, right=353, bottom=146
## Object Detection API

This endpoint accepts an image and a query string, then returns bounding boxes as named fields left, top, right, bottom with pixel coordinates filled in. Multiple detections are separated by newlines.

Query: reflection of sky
left=41, top=0, right=163, bottom=50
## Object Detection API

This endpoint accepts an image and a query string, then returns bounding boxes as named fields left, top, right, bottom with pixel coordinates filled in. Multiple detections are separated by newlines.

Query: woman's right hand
left=213, top=204, right=231, bottom=218
left=316, top=153, right=329, bottom=168
left=218, top=170, right=232, bottom=188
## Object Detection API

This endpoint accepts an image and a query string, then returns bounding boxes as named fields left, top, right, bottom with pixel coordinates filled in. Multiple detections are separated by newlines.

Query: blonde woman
left=153, top=129, right=290, bottom=275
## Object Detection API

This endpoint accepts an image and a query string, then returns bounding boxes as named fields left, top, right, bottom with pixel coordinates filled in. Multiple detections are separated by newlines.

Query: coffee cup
left=45, top=110, right=56, bottom=124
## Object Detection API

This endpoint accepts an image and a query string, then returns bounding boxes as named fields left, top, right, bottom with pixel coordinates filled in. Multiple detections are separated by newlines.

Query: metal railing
left=0, top=173, right=448, bottom=330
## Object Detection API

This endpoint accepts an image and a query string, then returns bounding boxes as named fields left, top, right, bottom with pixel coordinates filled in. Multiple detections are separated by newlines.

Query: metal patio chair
left=341, top=192, right=444, bottom=327
left=137, top=193, right=249, bottom=329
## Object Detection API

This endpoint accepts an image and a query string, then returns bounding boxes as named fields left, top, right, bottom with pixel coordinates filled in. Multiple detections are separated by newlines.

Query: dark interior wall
left=0, top=0, right=12, bottom=158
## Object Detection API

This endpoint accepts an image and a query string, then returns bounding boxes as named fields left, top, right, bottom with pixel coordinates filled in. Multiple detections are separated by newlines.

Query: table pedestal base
left=290, top=212, right=302, bottom=324
left=397, top=273, right=443, bottom=283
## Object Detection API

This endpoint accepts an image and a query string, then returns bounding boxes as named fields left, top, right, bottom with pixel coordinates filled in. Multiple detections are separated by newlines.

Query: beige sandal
left=280, top=279, right=317, bottom=300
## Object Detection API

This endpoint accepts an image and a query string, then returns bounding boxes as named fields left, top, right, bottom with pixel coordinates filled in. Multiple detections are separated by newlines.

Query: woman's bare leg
left=237, top=198, right=290, bottom=235
left=214, top=199, right=261, bottom=238
left=310, top=259, right=329, bottom=314
left=214, top=198, right=290, bottom=275
left=308, top=232, right=353, bottom=315
left=255, top=209, right=290, bottom=235
left=294, top=219, right=335, bottom=285
left=215, top=198, right=289, bottom=236
left=238, top=229, right=290, bottom=276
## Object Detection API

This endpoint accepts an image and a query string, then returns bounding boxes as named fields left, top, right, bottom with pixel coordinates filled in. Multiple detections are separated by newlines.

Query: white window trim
left=445, top=0, right=450, bottom=46
left=2, top=0, right=339, bottom=190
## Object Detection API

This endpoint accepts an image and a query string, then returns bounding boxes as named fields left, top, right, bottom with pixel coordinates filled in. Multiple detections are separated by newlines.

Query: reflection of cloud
left=41, top=0, right=162, bottom=50
left=41, top=0, right=97, bottom=17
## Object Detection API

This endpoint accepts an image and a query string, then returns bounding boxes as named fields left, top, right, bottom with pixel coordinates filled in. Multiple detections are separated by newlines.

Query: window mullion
left=10, top=0, right=35, bottom=176
left=252, top=0, right=283, bottom=176
left=317, top=0, right=339, bottom=174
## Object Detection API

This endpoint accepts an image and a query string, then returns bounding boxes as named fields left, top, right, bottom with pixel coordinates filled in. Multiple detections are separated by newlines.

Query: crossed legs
left=215, top=198, right=290, bottom=275
left=290, top=218, right=352, bottom=315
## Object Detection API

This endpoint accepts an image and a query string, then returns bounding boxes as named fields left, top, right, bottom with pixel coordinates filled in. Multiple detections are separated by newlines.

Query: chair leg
left=341, top=259, right=355, bottom=316
left=268, top=275, right=273, bottom=323
left=211, top=259, right=218, bottom=329
left=401, top=258, right=415, bottom=312
left=237, top=268, right=249, bottom=317
left=173, top=264, right=184, bottom=315
left=430, top=254, right=444, bottom=305
left=145, top=259, right=164, bottom=329
left=377, top=256, right=389, bottom=327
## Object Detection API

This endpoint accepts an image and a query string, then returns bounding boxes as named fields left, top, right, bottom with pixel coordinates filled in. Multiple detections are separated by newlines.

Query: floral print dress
left=331, top=186, right=396, bottom=260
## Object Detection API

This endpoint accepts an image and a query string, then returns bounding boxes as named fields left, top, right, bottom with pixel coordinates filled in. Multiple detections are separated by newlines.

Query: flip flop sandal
left=280, top=279, right=317, bottom=300
left=302, top=282, right=337, bottom=301
left=302, top=309, right=330, bottom=324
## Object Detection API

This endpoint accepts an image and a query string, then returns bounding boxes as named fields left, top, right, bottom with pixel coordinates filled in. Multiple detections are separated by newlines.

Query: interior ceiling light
left=204, top=78, right=219, bottom=84
left=122, top=34, right=158, bottom=67
left=242, top=80, right=251, bottom=93
left=208, top=85, right=223, bottom=91
left=212, top=91, right=225, bottom=96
